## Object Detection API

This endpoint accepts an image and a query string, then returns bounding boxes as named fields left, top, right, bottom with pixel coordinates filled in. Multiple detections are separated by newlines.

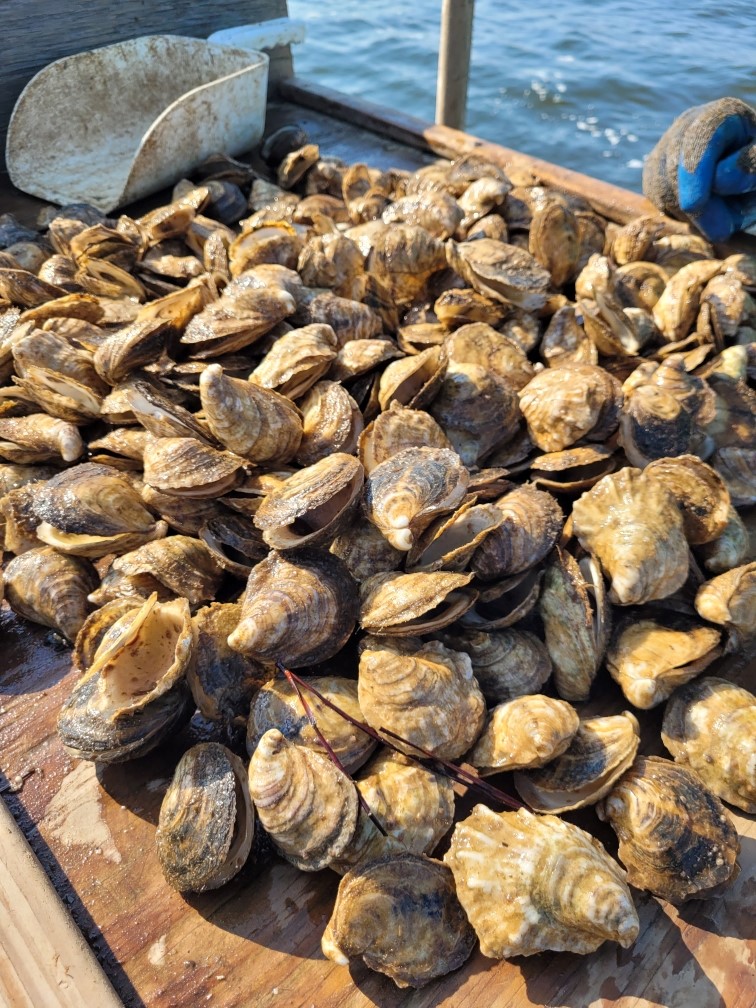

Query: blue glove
left=642, top=98, right=756, bottom=242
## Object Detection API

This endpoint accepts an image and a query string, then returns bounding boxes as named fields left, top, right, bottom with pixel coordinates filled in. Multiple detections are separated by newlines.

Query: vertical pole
left=436, top=0, right=475, bottom=130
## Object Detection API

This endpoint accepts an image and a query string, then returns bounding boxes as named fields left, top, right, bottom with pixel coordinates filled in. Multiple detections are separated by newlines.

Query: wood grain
left=0, top=0, right=289, bottom=170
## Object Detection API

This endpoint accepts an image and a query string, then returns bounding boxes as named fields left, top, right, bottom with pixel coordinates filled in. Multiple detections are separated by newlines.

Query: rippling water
left=287, top=0, right=756, bottom=192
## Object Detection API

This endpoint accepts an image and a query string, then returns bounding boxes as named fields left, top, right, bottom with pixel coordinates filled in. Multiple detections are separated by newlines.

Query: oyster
left=248, top=728, right=358, bottom=871
left=188, top=602, right=270, bottom=735
left=694, top=562, right=756, bottom=645
left=329, top=515, right=403, bottom=583
left=0, top=413, right=84, bottom=464
left=468, top=695, right=579, bottom=775
left=295, top=381, right=362, bottom=465
left=142, top=437, right=247, bottom=498
left=597, top=756, right=740, bottom=901
left=470, top=485, right=563, bottom=581
left=99, top=535, right=223, bottom=608
left=445, top=805, right=639, bottom=957
left=3, top=546, right=97, bottom=641
left=644, top=455, right=730, bottom=545
left=406, top=497, right=504, bottom=573
left=366, top=224, right=447, bottom=306
left=322, top=853, right=475, bottom=989
left=247, top=676, right=376, bottom=773
left=358, top=637, right=486, bottom=758
left=662, top=677, right=756, bottom=813
left=514, top=711, right=640, bottom=813
left=363, top=446, right=468, bottom=551
left=446, top=239, right=553, bottom=310
left=198, top=512, right=267, bottom=578
left=250, top=323, right=338, bottom=398
left=254, top=452, right=364, bottom=549
left=607, top=615, right=722, bottom=709
left=199, top=363, right=303, bottom=464
left=571, top=468, right=689, bottom=604
left=697, top=504, right=750, bottom=574
left=228, top=549, right=359, bottom=668
left=518, top=364, right=623, bottom=452
left=528, top=190, right=580, bottom=287
left=156, top=743, right=254, bottom=892
left=360, top=570, right=476, bottom=635
left=439, top=627, right=551, bottom=704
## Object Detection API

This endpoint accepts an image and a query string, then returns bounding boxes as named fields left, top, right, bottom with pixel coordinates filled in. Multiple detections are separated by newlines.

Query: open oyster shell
left=662, top=677, right=756, bottom=813
left=156, top=743, right=254, bottom=892
left=444, top=805, right=639, bottom=957
left=597, top=756, right=740, bottom=902
left=572, top=468, right=689, bottom=605
left=228, top=549, right=359, bottom=668
left=247, top=676, right=376, bottom=773
left=322, top=853, right=475, bottom=989
left=468, top=695, right=579, bottom=776
left=514, top=711, right=640, bottom=813
left=248, top=728, right=358, bottom=871
left=358, top=637, right=486, bottom=759
left=606, top=615, right=722, bottom=709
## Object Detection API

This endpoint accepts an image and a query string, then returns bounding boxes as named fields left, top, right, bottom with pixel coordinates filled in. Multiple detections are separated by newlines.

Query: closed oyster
left=102, top=535, right=224, bottom=608
left=358, top=638, right=485, bottom=758
left=360, top=570, right=476, bottom=635
left=607, top=615, right=722, bottom=709
left=530, top=445, right=616, bottom=495
left=363, top=446, right=468, bottom=551
left=514, top=712, right=640, bottom=813
left=694, top=563, right=756, bottom=644
left=332, top=750, right=455, bottom=872
left=34, top=462, right=167, bottom=557
left=199, top=363, right=303, bottom=464
left=124, top=378, right=213, bottom=443
left=0, top=413, right=84, bottom=463
left=2, top=480, right=45, bottom=553
left=295, top=381, right=362, bottom=465
left=294, top=290, right=382, bottom=347
left=247, top=676, right=375, bottom=772
left=359, top=401, right=451, bottom=474
left=528, top=190, right=580, bottom=287
left=250, top=323, right=338, bottom=398
left=539, top=549, right=609, bottom=702
left=198, top=513, right=267, bottom=578
left=143, top=437, right=247, bottom=498
left=322, top=853, right=475, bottom=989
left=652, top=259, right=722, bottom=342
left=445, top=805, right=639, bottom=957
left=572, top=468, right=689, bottom=604
left=248, top=728, right=358, bottom=871
left=519, top=364, right=623, bottom=452
left=366, top=225, right=447, bottom=306
left=329, top=515, right=403, bottom=583
left=439, top=627, right=551, bottom=703
left=468, top=695, right=579, bottom=775
left=156, top=743, right=254, bottom=892
left=3, top=546, right=96, bottom=641
left=433, top=288, right=507, bottom=329
left=446, top=239, right=553, bottom=310
left=662, top=677, right=756, bottom=813
left=254, top=452, right=363, bottom=549
left=597, top=756, right=740, bottom=901
left=228, top=549, right=359, bottom=667
left=541, top=303, right=598, bottom=367
left=697, top=504, right=750, bottom=574
left=382, top=190, right=464, bottom=239
left=470, top=486, right=563, bottom=581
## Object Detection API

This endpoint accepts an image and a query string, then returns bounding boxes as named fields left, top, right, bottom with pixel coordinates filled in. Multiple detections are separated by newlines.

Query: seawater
left=287, top=0, right=756, bottom=192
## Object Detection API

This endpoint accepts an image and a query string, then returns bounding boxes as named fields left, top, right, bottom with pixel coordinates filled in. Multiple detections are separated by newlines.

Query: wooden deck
left=1, top=85, right=755, bottom=1008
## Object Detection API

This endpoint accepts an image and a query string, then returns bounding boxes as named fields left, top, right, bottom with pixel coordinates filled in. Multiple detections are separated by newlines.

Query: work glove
left=642, top=97, right=756, bottom=242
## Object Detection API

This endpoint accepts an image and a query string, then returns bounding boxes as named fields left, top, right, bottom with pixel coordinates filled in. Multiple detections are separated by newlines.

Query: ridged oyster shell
left=360, top=570, right=476, bottom=635
left=358, top=638, right=485, bottom=758
left=597, top=756, right=740, bottom=901
left=156, top=743, right=254, bottom=892
left=662, top=677, right=756, bottom=813
left=3, top=546, right=97, bottom=641
left=322, top=853, right=475, bottom=989
left=470, top=485, right=563, bottom=581
left=444, top=805, right=639, bottom=957
left=468, top=695, right=579, bottom=775
left=439, top=627, right=552, bottom=704
left=518, top=364, right=622, bottom=452
left=247, top=676, right=376, bottom=773
left=248, top=728, right=358, bottom=871
left=514, top=711, right=640, bottom=813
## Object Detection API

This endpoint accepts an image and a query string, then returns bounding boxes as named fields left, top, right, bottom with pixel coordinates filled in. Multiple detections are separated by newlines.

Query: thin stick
left=278, top=663, right=388, bottom=836
left=280, top=667, right=523, bottom=811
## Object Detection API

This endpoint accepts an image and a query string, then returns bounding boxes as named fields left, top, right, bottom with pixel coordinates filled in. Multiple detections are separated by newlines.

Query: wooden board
left=1, top=608, right=755, bottom=1008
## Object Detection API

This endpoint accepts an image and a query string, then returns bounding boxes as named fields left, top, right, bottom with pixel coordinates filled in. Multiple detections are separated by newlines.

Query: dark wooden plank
left=0, top=0, right=290, bottom=170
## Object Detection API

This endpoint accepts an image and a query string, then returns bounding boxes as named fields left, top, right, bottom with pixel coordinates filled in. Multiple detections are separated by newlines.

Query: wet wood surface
left=0, top=607, right=754, bottom=1008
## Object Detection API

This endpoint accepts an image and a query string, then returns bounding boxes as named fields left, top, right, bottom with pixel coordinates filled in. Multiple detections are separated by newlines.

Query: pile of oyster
left=1, top=128, right=754, bottom=990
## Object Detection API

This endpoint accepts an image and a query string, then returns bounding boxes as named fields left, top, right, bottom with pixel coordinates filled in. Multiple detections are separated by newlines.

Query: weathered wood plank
left=0, top=0, right=290, bottom=169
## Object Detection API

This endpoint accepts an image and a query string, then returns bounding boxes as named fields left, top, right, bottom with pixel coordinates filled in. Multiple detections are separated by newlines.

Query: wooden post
left=435, top=0, right=475, bottom=130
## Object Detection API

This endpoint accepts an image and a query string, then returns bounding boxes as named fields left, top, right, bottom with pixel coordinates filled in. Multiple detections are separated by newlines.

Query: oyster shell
left=406, top=497, right=504, bottom=573
left=468, top=694, right=579, bottom=775
left=295, top=380, right=362, bottom=465
left=694, top=562, right=756, bottom=645
left=444, top=805, right=639, bottom=957
left=248, top=728, right=358, bottom=871
left=643, top=455, right=730, bottom=545
left=697, top=504, right=750, bottom=574
left=0, top=413, right=84, bottom=464
left=363, top=445, right=468, bottom=551
left=228, top=549, right=359, bottom=668
left=250, top=323, right=338, bottom=398
left=3, top=546, right=96, bottom=641
left=329, top=515, right=403, bottom=583
left=446, top=239, right=553, bottom=310
left=143, top=437, right=247, bottom=498
left=99, top=535, right=224, bottom=607
left=597, top=756, right=740, bottom=901
left=572, top=468, right=689, bottom=604
left=518, top=364, right=623, bottom=453
left=358, top=637, right=486, bottom=758
left=470, top=485, right=563, bottom=581
left=662, top=677, right=756, bottom=813
left=247, top=676, right=376, bottom=773
left=359, top=570, right=476, bottom=635
left=607, top=615, right=722, bottom=709
left=514, top=711, right=640, bottom=813
left=439, top=627, right=551, bottom=704
left=322, top=853, right=475, bottom=989
left=156, top=743, right=254, bottom=892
